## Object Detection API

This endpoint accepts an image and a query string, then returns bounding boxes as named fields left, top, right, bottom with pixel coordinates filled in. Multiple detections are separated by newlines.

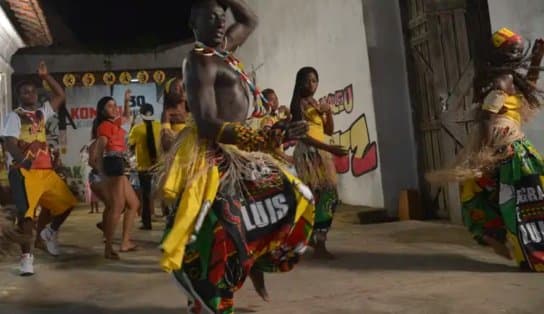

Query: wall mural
left=319, top=84, right=378, bottom=177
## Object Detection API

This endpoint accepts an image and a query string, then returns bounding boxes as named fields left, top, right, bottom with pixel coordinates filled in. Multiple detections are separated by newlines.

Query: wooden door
left=402, top=0, right=491, bottom=221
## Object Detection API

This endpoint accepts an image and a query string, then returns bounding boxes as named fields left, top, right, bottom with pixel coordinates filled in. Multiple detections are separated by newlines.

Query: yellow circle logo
left=103, top=72, right=116, bottom=85
left=137, top=71, right=149, bottom=84
left=62, top=74, right=76, bottom=88
left=82, top=73, right=96, bottom=87
left=119, top=72, right=132, bottom=85
left=153, top=70, right=166, bottom=84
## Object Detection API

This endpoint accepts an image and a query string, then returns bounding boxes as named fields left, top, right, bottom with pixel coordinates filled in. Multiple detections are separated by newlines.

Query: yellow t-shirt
left=162, top=122, right=186, bottom=134
left=481, top=90, right=522, bottom=124
left=128, top=121, right=162, bottom=171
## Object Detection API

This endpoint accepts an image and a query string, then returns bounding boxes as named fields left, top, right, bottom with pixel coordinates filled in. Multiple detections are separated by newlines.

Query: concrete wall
left=11, top=43, right=193, bottom=74
left=362, top=0, right=418, bottom=214
left=239, top=0, right=384, bottom=208
left=488, top=1, right=544, bottom=151
left=0, top=7, right=25, bottom=128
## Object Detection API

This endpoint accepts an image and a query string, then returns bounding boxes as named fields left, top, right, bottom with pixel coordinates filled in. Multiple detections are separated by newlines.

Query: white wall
left=239, top=0, right=383, bottom=207
left=488, top=1, right=544, bottom=151
left=0, top=6, right=25, bottom=127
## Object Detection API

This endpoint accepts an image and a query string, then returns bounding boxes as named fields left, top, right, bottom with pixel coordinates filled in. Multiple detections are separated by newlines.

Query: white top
left=0, top=101, right=55, bottom=165
left=0, top=101, right=55, bottom=139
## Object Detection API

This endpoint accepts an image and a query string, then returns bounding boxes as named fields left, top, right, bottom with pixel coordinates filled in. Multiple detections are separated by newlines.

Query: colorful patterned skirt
left=159, top=127, right=315, bottom=313
left=293, top=142, right=339, bottom=240
left=461, top=138, right=544, bottom=271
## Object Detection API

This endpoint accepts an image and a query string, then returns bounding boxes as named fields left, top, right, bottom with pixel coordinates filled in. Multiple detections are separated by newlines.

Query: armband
left=218, top=122, right=284, bottom=152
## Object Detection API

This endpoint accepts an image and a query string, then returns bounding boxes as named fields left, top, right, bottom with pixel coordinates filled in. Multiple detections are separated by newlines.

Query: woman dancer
left=290, top=67, right=348, bottom=259
left=92, top=91, right=140, bottom=259
left=428, top=28, right=544, bottom=271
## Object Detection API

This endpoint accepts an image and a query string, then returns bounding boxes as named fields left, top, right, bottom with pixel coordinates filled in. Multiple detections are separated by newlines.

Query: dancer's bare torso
left=184, top=51, right=250, bottom=124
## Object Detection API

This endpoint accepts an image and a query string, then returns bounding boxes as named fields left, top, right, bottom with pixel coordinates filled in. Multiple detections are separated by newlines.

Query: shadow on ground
left=301, top=250, right=516, bottom=273
left=0, top=302, right=259, bottom=314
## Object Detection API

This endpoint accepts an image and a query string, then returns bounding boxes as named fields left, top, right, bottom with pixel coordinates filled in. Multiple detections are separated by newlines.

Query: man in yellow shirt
left=128, top=104, right=161, bottom=230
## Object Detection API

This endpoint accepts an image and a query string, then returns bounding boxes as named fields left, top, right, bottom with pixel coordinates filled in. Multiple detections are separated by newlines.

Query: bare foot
left=490, top=242, right=512, bottom=260
left=312, top=241, right=336, bottom=260
left=249, top=268, right=270, bottom=302
left=105, top=248, right=120, bottom=260
left=483, top=235, right=512, bottom=260
left=120, top=242, right=138, bottom=252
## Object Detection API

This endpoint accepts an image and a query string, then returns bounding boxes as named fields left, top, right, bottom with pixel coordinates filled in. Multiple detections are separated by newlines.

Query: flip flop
left=119, top=245, right=138, bottom=253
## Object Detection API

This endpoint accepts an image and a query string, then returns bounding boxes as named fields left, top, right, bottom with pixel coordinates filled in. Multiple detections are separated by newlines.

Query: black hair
left=91, top=96, right=114, bottom=139
left=140, top=104, right=158, bottom=164
left=289, top=67, right=319, bottom=122
left=262, top=88, right=276, bottom=111
left=262, top=88, right=275, bottom=98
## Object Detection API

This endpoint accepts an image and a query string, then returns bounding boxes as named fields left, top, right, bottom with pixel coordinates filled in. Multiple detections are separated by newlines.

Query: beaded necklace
left=193, top=41, right=268, bottom=118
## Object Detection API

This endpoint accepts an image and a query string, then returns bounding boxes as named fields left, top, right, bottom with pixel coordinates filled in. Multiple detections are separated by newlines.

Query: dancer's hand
left=37, top=61, right=48, bottom=79
left=328, top=144, right=349, bottom=156
left=318, top=101, right=332, bottom=114
left=284, top=121, right=308, bottom=141
left=124, top=89, right=132, bottom=103
left=533, top=38, right=544, bottom=57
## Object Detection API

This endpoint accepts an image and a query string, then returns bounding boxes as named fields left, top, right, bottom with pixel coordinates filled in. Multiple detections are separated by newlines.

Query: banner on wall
left=58, top=83, right=165, bottom=200
left=12, top=69, right=181, bottom=201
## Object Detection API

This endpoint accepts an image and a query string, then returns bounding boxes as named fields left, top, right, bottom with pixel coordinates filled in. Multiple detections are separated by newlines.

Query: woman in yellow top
left=128, top=104, right=161, bottom=230
left=428, top=28, right=544, bottom=272
left=290, top=67, right=348, bottom=259
left=161, top=77, right=189, bottom=153
left=160, top=78, right=189, bottom=218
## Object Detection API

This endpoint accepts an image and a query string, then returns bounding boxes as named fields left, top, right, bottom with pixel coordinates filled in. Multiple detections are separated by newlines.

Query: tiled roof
left=6, top=0, right=52, bottom=46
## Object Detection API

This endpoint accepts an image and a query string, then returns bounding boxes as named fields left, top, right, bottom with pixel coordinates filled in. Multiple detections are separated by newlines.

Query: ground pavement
left=0, top=206, right=542, bottom=313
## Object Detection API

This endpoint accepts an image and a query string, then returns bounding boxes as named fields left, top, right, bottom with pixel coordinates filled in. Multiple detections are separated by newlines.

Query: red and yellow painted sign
left=320, top=84, right=378, bottom=177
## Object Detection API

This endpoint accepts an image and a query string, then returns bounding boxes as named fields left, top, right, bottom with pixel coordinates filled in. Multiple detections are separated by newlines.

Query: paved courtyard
left=0, top=207, right=542, bottom=313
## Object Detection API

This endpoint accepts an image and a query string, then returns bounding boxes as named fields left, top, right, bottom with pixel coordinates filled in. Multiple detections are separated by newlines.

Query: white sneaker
left=19, top=253, right=34, bottom=276
left=40, top=226, right=60, bottom=256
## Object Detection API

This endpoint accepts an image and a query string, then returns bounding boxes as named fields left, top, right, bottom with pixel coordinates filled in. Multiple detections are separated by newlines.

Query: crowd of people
left=1, top=0, right=544, bottom=313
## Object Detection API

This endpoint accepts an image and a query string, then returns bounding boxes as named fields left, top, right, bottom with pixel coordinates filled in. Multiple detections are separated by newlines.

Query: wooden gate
left=401, top=0, right=491, bottom=221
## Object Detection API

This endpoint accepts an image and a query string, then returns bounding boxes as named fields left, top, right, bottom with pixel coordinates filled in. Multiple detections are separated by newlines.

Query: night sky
left=44, top=0, right=195, bottom=51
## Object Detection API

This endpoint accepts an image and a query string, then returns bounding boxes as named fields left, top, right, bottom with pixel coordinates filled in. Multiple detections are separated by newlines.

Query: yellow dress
left=304, top=106, right=326, bottom=142
left=293, top=105, right=338, bottom=238
left=293, top=106, right=337, bottom=189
